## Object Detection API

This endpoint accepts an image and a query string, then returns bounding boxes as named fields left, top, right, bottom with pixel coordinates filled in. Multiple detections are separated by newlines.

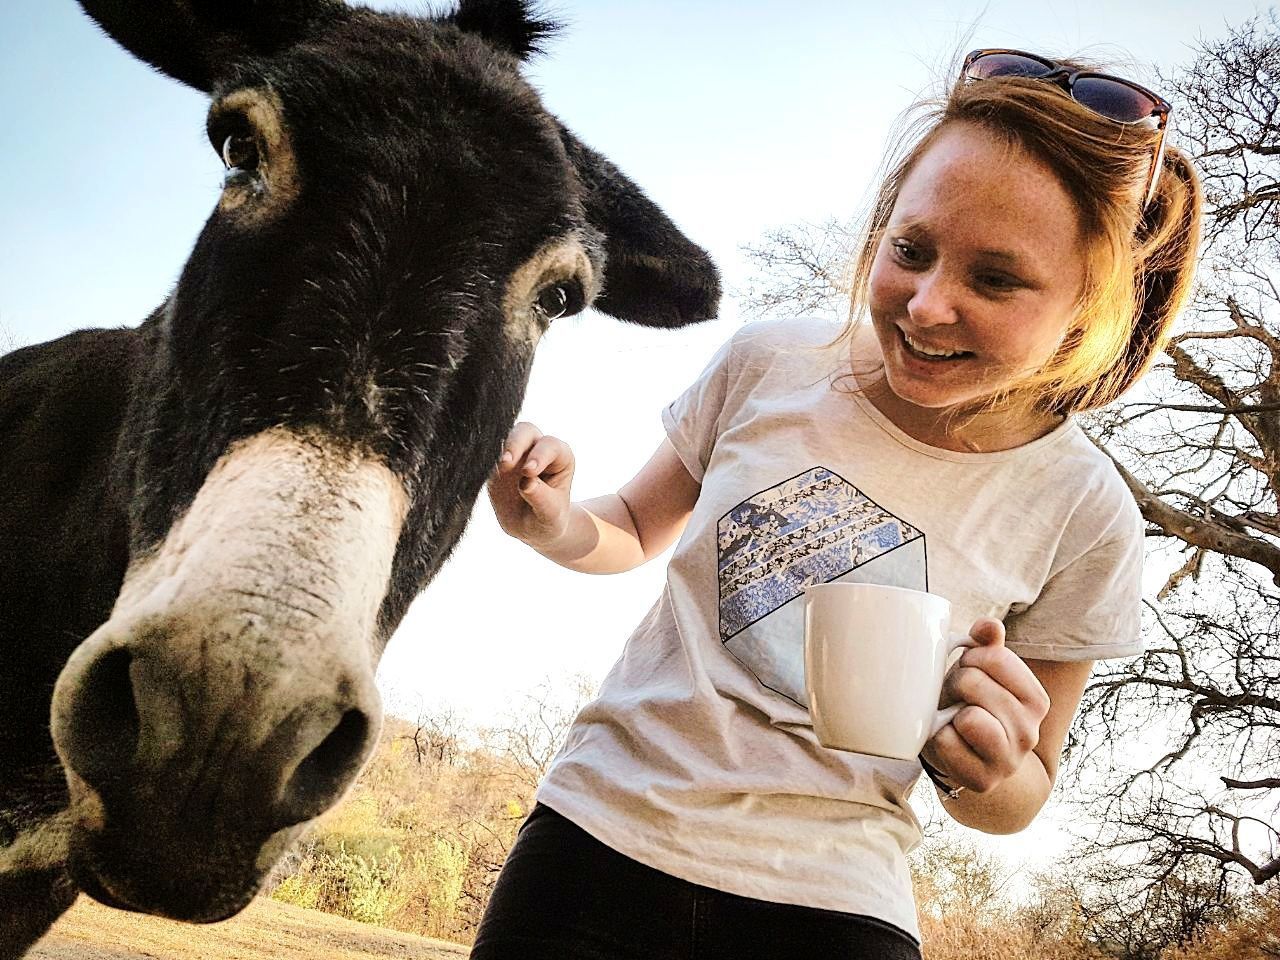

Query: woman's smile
left=897, top=326, right=972, bottom=361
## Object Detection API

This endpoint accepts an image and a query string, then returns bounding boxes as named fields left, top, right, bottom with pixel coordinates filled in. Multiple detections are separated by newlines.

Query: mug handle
left=928, top=631, right=978, bottom=739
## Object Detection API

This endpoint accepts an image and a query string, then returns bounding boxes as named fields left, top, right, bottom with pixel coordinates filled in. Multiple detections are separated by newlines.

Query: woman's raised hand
left=487, top=422, right=576, bottom=549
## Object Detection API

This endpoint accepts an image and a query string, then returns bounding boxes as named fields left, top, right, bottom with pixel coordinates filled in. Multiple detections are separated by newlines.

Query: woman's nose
left=907, top=270, right=960, bottom=327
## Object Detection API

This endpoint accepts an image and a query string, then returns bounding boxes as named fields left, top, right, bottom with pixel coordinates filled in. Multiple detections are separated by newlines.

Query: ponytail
left=1056, top=146, right=1203, bottom=412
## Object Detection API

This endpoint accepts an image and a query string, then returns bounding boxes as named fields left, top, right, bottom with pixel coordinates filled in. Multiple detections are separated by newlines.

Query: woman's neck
left=859, top=374, right=1064, bottom=453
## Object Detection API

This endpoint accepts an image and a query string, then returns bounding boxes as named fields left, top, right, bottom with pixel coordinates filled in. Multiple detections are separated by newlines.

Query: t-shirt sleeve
left=1003, top=499, right=1146, bottom=662
left=660, top=331, right=739, bottom=483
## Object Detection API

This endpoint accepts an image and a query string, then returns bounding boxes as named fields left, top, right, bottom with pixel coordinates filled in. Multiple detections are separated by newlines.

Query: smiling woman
left=470, top=44, right=1204, bottom=960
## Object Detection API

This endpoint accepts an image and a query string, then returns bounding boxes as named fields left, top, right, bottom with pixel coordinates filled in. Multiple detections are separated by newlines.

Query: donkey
left=0, top=1, right=718, bottom=955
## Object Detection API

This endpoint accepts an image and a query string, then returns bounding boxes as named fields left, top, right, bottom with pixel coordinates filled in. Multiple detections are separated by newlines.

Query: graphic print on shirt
left=717, top=466, right=927, bottom=706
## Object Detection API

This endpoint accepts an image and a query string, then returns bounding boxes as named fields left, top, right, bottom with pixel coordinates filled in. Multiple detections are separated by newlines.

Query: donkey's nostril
left=59, top=647, right=141, bottom=788
left=276, top=708, right=372, bottom=827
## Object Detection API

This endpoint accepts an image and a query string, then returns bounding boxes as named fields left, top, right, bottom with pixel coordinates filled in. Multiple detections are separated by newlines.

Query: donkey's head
left=49, top=0, right=717, bottom=923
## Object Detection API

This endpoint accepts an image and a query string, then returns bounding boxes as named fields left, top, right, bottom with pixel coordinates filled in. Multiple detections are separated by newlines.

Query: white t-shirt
left=536, top=317, right=1144, bottom=940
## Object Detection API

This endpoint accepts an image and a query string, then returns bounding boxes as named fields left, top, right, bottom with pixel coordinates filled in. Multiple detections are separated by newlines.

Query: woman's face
left=867, top=122, right=1088, bottom=416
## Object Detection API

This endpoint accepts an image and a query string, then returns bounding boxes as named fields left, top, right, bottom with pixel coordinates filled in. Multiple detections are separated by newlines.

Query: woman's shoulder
left=721, top=316, right=847, bottom=370
left=729, top=315, right=844, bottom=345
left=1046, top=423, right=1144, bottom=542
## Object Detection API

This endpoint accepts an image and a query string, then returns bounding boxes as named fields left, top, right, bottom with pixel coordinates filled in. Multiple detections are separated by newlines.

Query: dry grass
left=1159, top=889, right=1280, bottom=960
left=266, top=717, right=532, bottom=944
left=30, top=896, right=467, bottom=960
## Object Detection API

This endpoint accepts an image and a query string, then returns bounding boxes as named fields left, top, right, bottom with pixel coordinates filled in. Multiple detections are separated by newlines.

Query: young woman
left=474, top=49, right=1203, bottom=959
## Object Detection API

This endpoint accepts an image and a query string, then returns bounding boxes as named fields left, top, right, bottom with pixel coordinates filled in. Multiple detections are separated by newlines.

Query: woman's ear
left=558, top=123, right=721, bottom=328
left=77, top=0, right=348, bottom=92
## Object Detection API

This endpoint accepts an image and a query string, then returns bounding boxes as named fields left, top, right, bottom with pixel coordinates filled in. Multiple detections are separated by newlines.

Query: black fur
left=0, top=1, right=718, bottom=954
left=448, top=0, right=562, bottom=58
left=558, top=125, right=724, bottom=327
left=77, top=0, right=350, bottom=90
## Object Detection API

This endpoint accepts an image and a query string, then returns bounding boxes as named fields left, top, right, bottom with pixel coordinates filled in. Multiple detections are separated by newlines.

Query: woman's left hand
left=921, top=617, right=1052, bottom=793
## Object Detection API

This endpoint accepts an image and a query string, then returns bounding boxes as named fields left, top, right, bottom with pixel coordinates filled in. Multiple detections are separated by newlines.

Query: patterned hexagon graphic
left=717, top=466, right=926, bottom=705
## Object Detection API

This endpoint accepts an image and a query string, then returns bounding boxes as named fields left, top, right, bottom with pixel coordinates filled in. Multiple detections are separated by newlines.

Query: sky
left=0, top=0, right=1267, bottom=870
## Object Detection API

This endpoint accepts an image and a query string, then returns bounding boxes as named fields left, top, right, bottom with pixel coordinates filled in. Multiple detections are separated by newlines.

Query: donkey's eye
left=221, top=134, right=260, bottom=173
left=536, top=285, right=568, bottom=319
left=534, top=281, right=584, bottom=322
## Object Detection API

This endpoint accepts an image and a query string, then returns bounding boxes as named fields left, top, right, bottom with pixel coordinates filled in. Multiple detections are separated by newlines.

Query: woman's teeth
left=902, top=330, right=967, bottom=359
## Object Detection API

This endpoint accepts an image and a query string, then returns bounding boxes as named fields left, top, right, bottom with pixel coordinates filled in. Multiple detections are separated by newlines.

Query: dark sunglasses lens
left=967, top=53, right=1053, bottom=80
left=1070, top=76, right=1159, bottom=123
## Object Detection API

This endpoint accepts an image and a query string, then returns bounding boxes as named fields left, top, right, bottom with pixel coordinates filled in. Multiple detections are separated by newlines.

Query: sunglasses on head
left=962, top=49, right=1172, bottom=209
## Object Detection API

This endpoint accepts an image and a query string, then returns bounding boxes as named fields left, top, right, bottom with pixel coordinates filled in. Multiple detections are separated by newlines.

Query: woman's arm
left=920, top=618, right=1094, bottom=833
left=488, top=423, right=701, bottom=574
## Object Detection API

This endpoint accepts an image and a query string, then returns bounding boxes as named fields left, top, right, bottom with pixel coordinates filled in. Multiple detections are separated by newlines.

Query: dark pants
left=471, top=803, right=923, bottom=960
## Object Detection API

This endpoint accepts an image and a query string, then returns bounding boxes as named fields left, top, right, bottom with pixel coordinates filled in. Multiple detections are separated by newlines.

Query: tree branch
left=1126, top=401, right=1280, bottom=415
left=1221, top=777, right=1280, bottom=790
left=1100, top=443, right=1280, bottom=583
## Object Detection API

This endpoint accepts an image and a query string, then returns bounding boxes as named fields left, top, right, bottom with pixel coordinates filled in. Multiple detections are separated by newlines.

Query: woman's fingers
left=944, top=665, right=1026, bottom=747
left=487, top=423, right=576, bottom=541
left=495, top=424, right=573, bottom=490
left=520, top=436, right=572, bottom=483
left=929, top=719, right=1001, bottom=791
left=953, top=644, right=1052, bottom=718
left=490, top=423, right=548, bottom=531
left=966, top=617, right=1005, bottom=648
left=498, top=422, right=543, bottom=472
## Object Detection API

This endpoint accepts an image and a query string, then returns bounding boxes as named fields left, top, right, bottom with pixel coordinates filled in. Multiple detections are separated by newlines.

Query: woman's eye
left=221, top=133, right=260, bottom=172
left=978, top=273, right=1021, bottom=292
left=534, top=282, right=583, bottom=322
left=890, top=239, right=924, bottom=265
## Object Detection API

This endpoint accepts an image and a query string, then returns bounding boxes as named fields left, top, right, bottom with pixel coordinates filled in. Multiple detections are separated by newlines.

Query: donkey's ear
left=448, top=0, right=560, bottom=59
left=559, top=126, right=721, bottom=328
left=77, top=0, right=348, bottom=92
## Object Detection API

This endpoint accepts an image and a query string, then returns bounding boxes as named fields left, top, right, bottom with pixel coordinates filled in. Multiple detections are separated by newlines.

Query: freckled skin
left=865, top=122, right=1086, bottom=449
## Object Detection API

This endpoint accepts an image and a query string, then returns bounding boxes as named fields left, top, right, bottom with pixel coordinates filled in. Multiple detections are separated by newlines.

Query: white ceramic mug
left=803, top=582, right=973, bottom=760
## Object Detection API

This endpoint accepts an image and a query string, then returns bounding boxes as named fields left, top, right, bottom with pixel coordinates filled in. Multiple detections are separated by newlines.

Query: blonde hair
left=841, top=56, right=1203, bottom=417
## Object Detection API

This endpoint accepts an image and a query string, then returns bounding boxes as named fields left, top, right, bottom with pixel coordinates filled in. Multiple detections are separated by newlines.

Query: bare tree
left=1071, top=859, right=1240, bottom=960
left=1068, top=565, right=1279, bottom=891
left=487, top=673, right=597, bottom=791
left=739, top=10, right=1280, bottom=913
left=400, top=704, right=466, bottom=768
left=1092, top=12, right=1280, bottom=583
left=0, top=315, right=20, bottom=355
left=1069, top=14, right=1280, bottom=897
left=739, top=218, right=857, bottom=321
left=911, top=832, right=1019, bottom=919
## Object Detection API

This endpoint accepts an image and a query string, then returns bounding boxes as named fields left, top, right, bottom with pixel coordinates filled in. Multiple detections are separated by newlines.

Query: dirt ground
left=28, top=897, right=470, bottom=960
